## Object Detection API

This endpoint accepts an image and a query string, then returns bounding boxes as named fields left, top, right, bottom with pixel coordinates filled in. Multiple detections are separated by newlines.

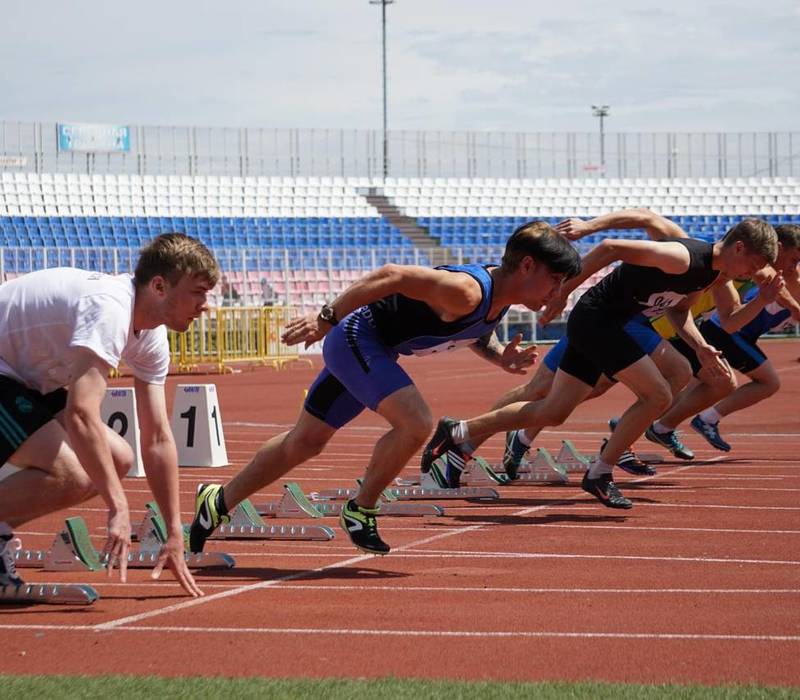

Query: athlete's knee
left=669, top=356, right=693, bottom=393
left=284, top=426, right=331, bottom=461
left=50, top=456, right=95, bottom=502
left=112, top=441, right=135, bottom=479
left=398, top=406, right=434, bottom=445
left=644, top=379, right=673, bottom=414
left=759, top=374, right=780, bottom=396
left=539, top=401, right=572, bottom=427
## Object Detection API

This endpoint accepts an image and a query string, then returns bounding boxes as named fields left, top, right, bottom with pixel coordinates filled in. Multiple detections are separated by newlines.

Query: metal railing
left=2, top=120, right=797, bottom=180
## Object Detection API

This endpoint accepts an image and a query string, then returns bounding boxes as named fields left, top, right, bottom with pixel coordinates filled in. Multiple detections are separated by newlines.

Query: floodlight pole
left=370, top=0, right=394, bottom=179
left=591, top=104, right=610, bottom=177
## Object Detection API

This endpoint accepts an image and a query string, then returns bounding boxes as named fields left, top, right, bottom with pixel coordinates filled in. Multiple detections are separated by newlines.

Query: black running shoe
left=421, top=417, right=470, bottom=488
left=189, top=483, right=230, bottom=553
left=502, top=430, right=529, bottom=480
left=0, top=534, right=24, bottom=588
left=581, top=472, right=633, bottom=509
left=645, top=425, right=694, bottom=460
left=601, top=438, right=656, bottom=476
left=339, top=499, right=390, bottom=555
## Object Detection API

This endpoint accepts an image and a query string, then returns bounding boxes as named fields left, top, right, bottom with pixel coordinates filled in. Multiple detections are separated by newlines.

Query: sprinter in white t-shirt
left=0, top=233, right=218, bottom=597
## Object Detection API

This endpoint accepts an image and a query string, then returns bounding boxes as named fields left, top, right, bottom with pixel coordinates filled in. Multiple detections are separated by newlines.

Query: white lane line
left=352, top=551, right=800, bottom=566
left=1, top=624, right=798, bottom=642
left=76, top=582, right=800, bottom=595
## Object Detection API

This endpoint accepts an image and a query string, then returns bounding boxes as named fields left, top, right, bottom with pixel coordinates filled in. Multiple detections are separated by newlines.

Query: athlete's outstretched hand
left=554, top=218, right=591, bottom=240
left=758, top=273, right=784, bottom=304
left=500, top=334, right=538, bottom=374
left=282, top=313, right=331, bottom=349
left=151, top=533, right=204, bottom=598
left=103, top=507, right=131, bottom=583
left=696, top=343, right=730, bottom=379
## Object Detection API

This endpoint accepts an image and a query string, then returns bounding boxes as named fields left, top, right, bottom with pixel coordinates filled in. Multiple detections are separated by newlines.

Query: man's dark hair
left=775, top=223, right=800, bottom=250
left=721, top=219, right=778, bottom=265
left=501, top=221, right=581, bottom=278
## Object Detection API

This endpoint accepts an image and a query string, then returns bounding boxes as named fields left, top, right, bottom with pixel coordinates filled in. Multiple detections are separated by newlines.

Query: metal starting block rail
left=486, top=448, right=569, bottom=483
left=17, top=515, right=234, bottom=572
left=210, top=497, right=335, bottom=541
left=256, top=483, right=443, bottom=518
left=0, top=582, right=99, bottom=606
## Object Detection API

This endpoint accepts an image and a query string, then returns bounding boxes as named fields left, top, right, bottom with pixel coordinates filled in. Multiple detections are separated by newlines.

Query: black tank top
left=577, top=238, right=719, bottom=321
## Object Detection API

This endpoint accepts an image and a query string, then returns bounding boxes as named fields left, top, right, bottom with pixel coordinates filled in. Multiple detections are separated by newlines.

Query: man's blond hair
left=135, top=233, right=220, bottom=287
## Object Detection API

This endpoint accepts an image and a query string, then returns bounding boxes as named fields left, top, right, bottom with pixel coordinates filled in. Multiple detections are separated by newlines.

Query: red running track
left=1, top=339, right=799, bottom=686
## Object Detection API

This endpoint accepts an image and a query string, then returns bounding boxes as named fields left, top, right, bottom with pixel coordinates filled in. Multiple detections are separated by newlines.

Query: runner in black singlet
left=422, top=218, right=778, bottom=509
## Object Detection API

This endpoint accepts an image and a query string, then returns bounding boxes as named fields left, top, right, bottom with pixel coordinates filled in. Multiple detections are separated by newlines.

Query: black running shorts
left=670, top=320, right=767, bottom=376
left=558, top=302, right=648, bottom=386
left=0, top=375, right=67, bottom=464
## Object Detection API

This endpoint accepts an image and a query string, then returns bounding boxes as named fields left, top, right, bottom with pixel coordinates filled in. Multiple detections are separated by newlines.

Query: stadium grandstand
left=1, top=121, right=798, bottom=339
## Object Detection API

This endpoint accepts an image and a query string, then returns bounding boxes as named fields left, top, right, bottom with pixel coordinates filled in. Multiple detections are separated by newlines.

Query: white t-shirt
left=0, top=268, right=169, bottom=394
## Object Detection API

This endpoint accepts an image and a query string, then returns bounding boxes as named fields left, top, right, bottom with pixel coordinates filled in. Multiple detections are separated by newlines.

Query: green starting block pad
left=0, top=582, right=99, bottom=606
left=17, top=515, right=234, bottom=572
left=258, top=482, right=444, bottom=518
left=556, top=439, right=591, bottom=472
left=515, top=448, right=569, bottom=483
left=210, top=497, right=335, bottom=541
left=15, top=517, right=103, bottom=572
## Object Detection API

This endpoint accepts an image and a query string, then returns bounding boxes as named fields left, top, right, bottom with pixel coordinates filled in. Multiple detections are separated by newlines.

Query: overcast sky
left=3, top=0, right=798, bottom=134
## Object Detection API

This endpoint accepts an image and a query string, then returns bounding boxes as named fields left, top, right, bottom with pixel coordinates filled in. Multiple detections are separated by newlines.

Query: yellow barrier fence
left=168, top=305, right=311, bottom=374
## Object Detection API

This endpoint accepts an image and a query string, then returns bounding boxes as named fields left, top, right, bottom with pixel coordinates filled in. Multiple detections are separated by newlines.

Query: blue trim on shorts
left=729, top=330, right=767, bottom=367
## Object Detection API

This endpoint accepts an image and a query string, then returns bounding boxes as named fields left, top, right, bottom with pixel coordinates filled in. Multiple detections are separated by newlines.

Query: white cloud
left=0, top=0, right=797, bottom=133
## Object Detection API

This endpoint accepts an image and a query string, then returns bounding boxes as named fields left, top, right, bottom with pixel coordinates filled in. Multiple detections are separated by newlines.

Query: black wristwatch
left=319, top=303, right=339, bottom=326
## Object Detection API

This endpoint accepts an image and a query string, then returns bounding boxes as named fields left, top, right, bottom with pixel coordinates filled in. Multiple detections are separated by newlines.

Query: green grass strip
left=0, top=675, right=797, bottom=699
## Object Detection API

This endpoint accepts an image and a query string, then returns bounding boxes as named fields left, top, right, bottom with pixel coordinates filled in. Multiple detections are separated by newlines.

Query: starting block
left=460, top=456, right=509, bottom=486
left=209, top=497, right=335, bottom=541
left=135, top=502, right=235, bottom=569
left=515, top=448, right=569, bottom=483
left=556, top=439, right=591, bottom=473
left=256, top=482, right=444, bottom=518
left=16, top=515, right=234, bottom=572
left=0, top=582, right=99, bottom=606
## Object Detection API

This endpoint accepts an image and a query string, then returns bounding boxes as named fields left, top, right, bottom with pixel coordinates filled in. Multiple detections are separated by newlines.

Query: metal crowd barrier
left=168, top=305, right=310, bottom=373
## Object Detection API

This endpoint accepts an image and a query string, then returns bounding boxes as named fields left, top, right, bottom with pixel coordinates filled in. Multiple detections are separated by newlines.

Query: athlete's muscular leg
left=464, top=368, right=594, bottom=443
left=356, top=385, right=433, bottom=508
left=649, top=340, right=692, bottom=395
left=714, top=361, right=779, bottom=418
left=0, top=420, right=134, bottom=528
left=468, top=364, right=556, bottom=452
left=599, top=356, right=673, bottom=466
left=222, top=409, right=337, bottom=511
left=656, top=361, right=737, bottom=431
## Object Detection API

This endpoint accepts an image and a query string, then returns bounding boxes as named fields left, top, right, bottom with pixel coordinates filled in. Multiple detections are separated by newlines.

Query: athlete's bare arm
left=539, top=239, right=692, bottom=325
left=282, top=264, right=483, bottom=347
left=135, top=378, right=203, bottom=597
left=64, top=349, right=130, bottom=580
left=664, top=295, right=728, bottom=377
left=555, top=208, right=689, bottom=242
left=712, top=275, right=785, bottom=333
